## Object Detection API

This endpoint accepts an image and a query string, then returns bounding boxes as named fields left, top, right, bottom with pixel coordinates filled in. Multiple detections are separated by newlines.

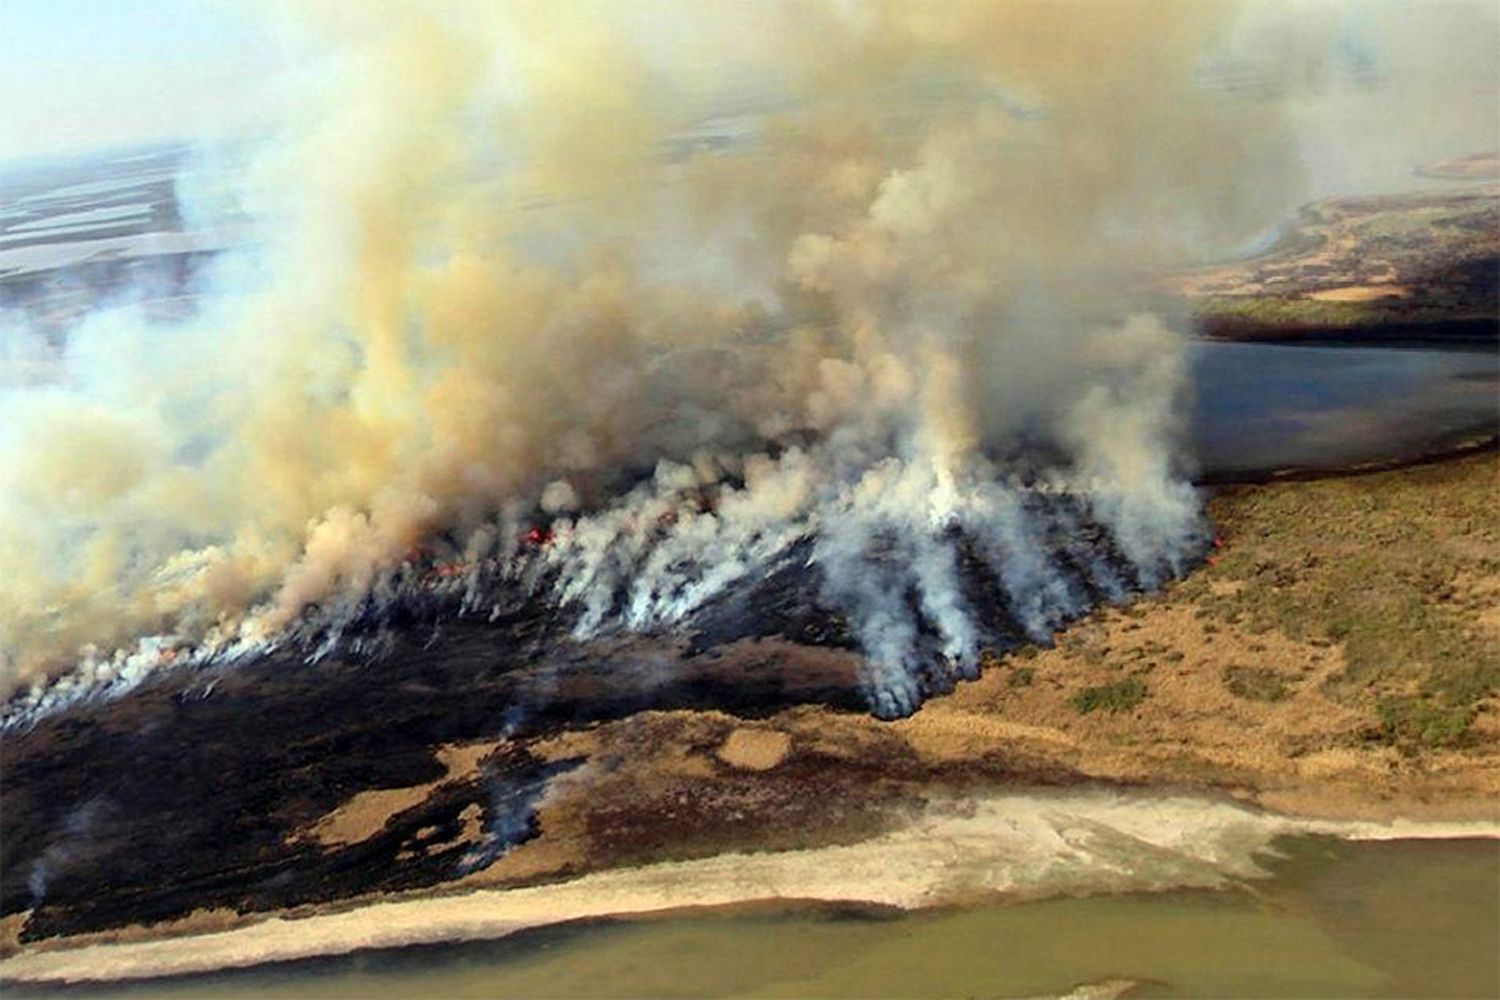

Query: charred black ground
left=0, top=516, right=1167, bottom=942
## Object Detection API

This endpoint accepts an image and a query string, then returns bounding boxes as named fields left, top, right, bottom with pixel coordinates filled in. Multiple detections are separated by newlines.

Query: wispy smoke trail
left=2, top=1, right=1495, bottom=720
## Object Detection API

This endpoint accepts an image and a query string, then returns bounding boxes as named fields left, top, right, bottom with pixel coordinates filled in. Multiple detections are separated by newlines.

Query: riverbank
left=3, top=451, right=1496, bottom=983
left=1171, top=185, right=1498, bottom=343
left=20, top=837, right=1491, bottom=1000
left=3, top=790, right=1496, bottom=988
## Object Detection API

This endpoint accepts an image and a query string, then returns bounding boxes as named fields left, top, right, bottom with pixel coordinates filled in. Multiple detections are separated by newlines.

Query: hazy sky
left=0, top=0, right=284, bottom=161
left=1, top=0, right=1494, bottom=175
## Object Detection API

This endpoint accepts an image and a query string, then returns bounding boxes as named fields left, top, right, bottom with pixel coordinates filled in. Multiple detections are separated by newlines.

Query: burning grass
left=505, top=451, right=1500, bottom=881
left=3, top=455, right=1496, bottom=952
left=475, top=450, right=1500, bottom=884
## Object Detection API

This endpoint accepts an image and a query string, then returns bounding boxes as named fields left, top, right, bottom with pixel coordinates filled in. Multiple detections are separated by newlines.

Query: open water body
left=1190, top=341, right=1497, bottom=478
left=22, top=836, right=1498, bottom=999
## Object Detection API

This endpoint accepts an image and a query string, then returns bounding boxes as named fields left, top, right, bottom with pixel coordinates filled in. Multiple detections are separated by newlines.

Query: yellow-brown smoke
left=2, top=0, right=1496, bottom=703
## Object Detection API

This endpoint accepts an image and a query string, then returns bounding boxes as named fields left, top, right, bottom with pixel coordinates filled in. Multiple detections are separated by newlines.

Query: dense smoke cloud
left=2, top=0, right=1495, bottom=716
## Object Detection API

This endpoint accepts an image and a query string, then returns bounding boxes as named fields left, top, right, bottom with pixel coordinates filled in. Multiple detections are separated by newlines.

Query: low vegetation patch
left=1374, top=696, right=1475, bottom=750
left=1186, top=453, right=1499, bottom=749
left=1072, top=676, right=1147, bottom=715
left=1224, top=665, right=1290, bottom=703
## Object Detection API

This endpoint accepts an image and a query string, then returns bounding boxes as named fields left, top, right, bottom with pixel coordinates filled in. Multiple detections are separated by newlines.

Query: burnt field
left=0, top=602, right=859, bottom=943
left=6, top=452, right=1499, bottom=954
left=0, top=518, right=1163, bottom=944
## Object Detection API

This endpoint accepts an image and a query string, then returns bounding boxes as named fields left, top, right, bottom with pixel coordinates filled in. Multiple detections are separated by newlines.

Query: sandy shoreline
left=3, top=788, right=1496, bottom=987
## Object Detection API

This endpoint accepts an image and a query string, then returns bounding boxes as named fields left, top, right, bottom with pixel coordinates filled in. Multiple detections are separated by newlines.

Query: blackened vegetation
left=1, top=522, right=1166, bottom=943
left=683, top=540, right=859, bottom=654
left=680, top=496, right=1150, bottom=713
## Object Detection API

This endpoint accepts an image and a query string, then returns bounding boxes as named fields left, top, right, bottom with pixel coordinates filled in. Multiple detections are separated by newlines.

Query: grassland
left=1177, top=454, right=1499, bottom=748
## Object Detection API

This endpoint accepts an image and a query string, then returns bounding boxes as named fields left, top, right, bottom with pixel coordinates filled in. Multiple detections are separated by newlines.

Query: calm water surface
left=1190, top=342, right=1497, bottom=478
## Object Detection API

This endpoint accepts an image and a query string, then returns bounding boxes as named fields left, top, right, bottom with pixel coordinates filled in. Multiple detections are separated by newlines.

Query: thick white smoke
left=2, top=1, right=1495, bottom=720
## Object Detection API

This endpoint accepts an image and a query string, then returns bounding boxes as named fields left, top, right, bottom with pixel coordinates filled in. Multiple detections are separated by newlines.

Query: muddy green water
left=26, top=836, right=1500, bottom=999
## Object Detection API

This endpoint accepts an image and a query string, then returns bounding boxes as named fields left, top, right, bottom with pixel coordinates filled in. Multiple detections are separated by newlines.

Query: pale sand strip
left=4, top=789, right=1497, bottom=986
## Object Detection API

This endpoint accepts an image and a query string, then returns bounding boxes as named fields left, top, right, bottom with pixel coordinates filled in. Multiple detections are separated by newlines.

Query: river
left=1190, top=340, right=1497, bottom=479
left=15, top=835, right=1496, bottom=999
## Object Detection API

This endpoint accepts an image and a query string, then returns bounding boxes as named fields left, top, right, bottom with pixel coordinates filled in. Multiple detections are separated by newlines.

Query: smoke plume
left=2, top=1, right=1495, bottom=719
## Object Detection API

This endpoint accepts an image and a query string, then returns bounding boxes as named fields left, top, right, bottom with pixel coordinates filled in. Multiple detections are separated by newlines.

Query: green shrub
left=1375, top=696, right=1473, bottom=749
left=1073, top=677, right=1147, bottom=715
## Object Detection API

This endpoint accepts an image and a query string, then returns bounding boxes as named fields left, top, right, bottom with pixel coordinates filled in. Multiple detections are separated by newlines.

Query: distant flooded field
left=21, top=835, right=1496, bottom=1000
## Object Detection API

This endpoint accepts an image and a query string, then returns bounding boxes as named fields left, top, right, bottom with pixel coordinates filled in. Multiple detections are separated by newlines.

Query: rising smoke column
left=3, top=1, right=1492, bottom=716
